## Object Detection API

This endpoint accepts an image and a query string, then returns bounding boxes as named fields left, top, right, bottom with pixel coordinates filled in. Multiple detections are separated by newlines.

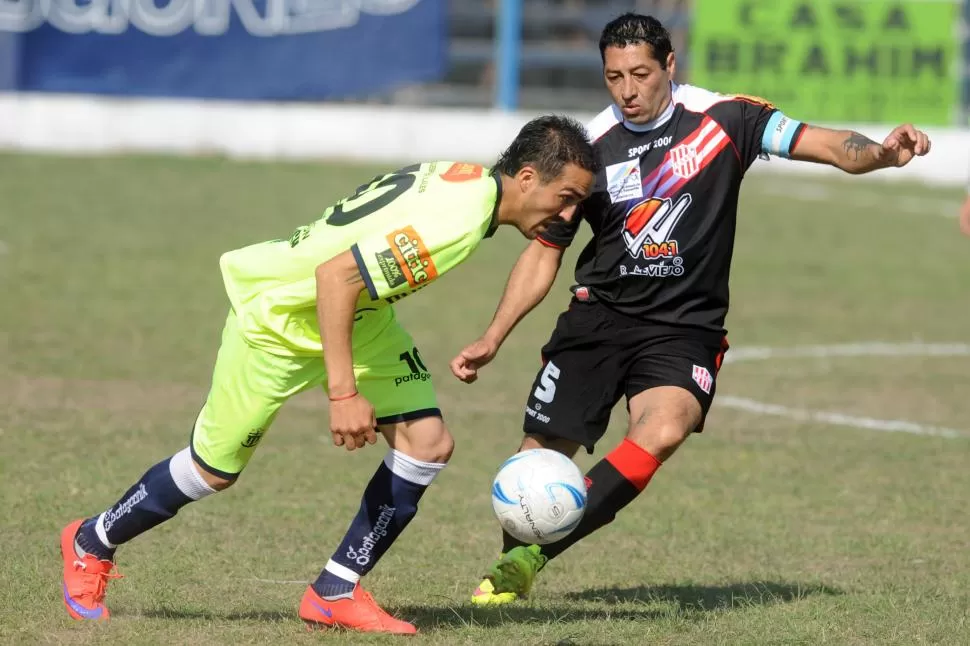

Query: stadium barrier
left=0, top=93, right=966, bottom=188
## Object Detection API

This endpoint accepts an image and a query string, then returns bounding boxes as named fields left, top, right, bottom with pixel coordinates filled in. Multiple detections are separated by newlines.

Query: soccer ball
left=490, top=448, right=587, bottom=545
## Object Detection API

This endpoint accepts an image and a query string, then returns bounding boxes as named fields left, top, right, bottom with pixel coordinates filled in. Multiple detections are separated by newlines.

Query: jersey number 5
left=533, top=361, right=561, bottom=404
left=328, top=164, right=421, bottom=226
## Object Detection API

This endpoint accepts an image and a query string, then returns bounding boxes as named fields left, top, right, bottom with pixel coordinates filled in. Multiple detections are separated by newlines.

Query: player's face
left=516, top=163, right=594, bottom=239
left=603, top=44, right=675, bottom=125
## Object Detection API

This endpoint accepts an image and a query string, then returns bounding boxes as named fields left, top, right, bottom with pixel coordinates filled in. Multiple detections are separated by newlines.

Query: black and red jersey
left=540, top=82, right=805, bottom=343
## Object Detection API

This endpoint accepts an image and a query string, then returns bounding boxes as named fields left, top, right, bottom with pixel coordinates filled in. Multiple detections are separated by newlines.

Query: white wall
left=1, top=93, right=966, bottom=188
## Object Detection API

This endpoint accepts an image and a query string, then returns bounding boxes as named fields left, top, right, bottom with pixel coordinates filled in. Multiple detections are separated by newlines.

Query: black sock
left=502, top=529, right=528, bottom=554
left=540, top=440, right=661, bottom=560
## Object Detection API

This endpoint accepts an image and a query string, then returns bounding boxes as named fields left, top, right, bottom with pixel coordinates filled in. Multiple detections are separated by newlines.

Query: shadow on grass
left=393, top=602, right=659, bottom=629
left=563, top=580, right=843, bottom=611
left=391, top=581, right=843, bottom=630
left=126, top=608, right=291, bottom=622
left=122, top=581, right=842, bottom=630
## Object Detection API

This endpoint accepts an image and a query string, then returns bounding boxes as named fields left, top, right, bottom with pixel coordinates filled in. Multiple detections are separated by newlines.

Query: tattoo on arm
left=841, top=132, right=898, bottom=166
left=841, top=132, right=876, bottom=161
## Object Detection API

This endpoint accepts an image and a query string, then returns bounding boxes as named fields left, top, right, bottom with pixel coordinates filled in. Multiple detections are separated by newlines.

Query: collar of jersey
left=616, top=83, right=675, bottom=132
left=485, top=169, right=501, bottom=238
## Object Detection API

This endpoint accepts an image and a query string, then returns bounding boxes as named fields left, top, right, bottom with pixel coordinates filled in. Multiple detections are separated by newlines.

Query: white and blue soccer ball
left=490, top=448, right=587, bottom=545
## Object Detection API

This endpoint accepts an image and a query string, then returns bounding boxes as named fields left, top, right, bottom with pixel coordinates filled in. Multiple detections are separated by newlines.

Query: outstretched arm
left=790, top=124, right=931, bottom=174
left=450, top=240, right=565, bottom=383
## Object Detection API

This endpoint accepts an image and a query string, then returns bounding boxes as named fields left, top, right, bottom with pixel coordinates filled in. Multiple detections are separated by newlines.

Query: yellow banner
left=689, top=0, right=959, bottom=124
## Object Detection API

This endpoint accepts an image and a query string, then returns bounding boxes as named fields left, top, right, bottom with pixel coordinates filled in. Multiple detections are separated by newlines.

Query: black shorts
left=522, top=301, right=728, bottom=453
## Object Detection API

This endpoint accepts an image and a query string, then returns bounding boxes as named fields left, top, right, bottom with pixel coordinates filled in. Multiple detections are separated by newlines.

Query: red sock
left=604, top=438, right=661, bottom=491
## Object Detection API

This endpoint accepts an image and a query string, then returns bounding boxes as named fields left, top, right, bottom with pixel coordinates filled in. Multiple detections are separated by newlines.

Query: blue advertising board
left=0, top=0, right=445, bottom=100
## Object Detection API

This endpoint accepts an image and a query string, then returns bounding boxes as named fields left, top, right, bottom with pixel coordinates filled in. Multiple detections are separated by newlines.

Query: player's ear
left=516, top=165, right=538, bottom=193
left=665, top=52, right=676, bottom=77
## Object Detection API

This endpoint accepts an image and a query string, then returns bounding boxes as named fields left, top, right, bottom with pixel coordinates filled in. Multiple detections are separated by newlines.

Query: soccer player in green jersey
left=59, top=115, right=598, bottom=634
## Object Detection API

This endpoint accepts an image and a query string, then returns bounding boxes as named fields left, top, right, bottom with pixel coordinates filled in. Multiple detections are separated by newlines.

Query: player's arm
left=486, top=239, right=565, bottom=346
left=450, top=240, right=564, bottom=384
left=315, top=250, right=378, bottom=451
left=790, top=124, right=931, bottom=174
left=960, top=193, right=970, bottom=237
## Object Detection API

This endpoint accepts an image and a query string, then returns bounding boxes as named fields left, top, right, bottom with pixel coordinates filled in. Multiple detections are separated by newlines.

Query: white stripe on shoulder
left=672, top=82, right=735, bottom=113
left=585, top=105, right=623, bottom=142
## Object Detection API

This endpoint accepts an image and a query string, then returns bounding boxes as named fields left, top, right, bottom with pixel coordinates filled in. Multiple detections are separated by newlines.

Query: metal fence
left=391, top=0, right=969, bottom=125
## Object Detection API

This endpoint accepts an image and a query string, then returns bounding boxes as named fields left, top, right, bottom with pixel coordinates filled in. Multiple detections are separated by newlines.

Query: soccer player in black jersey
left=450, top=13, right=932, bottom=605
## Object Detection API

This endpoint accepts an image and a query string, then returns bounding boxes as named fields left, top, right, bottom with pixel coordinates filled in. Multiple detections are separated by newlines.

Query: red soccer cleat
left=60, top=519, right=121, bottom=620
left=299, top=583, right=416, bottom=635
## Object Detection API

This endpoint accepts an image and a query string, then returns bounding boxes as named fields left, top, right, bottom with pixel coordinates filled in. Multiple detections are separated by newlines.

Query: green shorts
left=190, top=310, right=439, bottom=478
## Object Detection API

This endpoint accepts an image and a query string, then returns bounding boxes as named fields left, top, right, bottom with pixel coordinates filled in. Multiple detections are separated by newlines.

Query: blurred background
left=0, top=0, right=965, bottom=124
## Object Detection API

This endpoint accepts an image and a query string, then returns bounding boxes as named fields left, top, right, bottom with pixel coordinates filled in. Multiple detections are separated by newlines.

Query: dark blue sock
left=74, top=448, right=217, bottom=558
left=76, top=517, right=115, bottom=561
left=312, top=450, right=444, bottom=598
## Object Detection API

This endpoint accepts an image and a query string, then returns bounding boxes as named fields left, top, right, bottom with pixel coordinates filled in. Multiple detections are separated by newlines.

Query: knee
left=401, top=421, right=454, bottom=464
left=192, top=459, right=236, bottom=491
left=629, top=421, right=691, bottom=460
left=654, top=421, right=692, bottom=450
left=423, top=427, right=454, bottom=464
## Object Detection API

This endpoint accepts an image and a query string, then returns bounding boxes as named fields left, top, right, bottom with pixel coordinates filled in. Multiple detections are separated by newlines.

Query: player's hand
left=880, top=124, right=931, bottom=167
left=450, top=337, right=500, bottom=384
left=960, top=196, right=970, bottom=237
left=328, top=393, right=378, bottom=452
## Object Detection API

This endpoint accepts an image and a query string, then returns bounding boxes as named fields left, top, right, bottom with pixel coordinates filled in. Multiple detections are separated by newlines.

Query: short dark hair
left=599, top=13, right=673, bottom=68
left=494, top=115, right=599, bottom=182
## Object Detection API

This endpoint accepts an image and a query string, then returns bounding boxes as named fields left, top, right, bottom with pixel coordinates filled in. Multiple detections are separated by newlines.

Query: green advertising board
left=689, top=0, right=959, bottom=124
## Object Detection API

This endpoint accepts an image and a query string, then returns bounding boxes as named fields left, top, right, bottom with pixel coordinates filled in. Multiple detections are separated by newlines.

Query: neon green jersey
left=220, top=162, right=500, bottom=356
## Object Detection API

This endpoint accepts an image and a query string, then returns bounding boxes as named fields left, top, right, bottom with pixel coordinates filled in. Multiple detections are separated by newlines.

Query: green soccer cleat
left=471, top=545, right=548, bottom=605
left=470, top=577, right=519, bottom=606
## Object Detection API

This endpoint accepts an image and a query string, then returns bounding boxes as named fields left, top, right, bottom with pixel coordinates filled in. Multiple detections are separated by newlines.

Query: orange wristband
left=328, top=391, right=359, bottom=402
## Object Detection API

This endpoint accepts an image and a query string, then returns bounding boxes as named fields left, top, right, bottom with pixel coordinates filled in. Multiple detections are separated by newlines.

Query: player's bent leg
left=301, top=321, right=440, bottom=633
left=626, top=385, right=703, bottom=461
left=477, top=387, right=704, bottom=607
left=536, top=386, right=701, bottom=566
left=63, top=311, right=322, bottom=621
left=62, top=447, right=220, bottom=620
left=476, top=339, right=622, bottom=605
left=472, top=431, right=583, bottom=605
left=302, top=416, right=445, bottom=634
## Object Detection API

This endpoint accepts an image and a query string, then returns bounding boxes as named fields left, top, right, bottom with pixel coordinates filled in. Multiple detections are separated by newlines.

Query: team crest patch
left=669, top=144, right=700, bottom=180
left=605, top=159, right=643, bottom=203
left=692, top=364, right=713, bottom=395
left=441, top=163, right=483, bottom=182
left=386, top=226, right=438, bottom=288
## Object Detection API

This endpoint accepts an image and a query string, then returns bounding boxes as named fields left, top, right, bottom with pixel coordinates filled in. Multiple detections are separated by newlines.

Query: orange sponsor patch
left=387, top=226, right=438, bottom=288
left=440, top=162, right=484, bottom=182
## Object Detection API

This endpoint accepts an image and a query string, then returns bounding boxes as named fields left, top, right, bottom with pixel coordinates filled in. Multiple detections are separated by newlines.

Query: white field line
left=753, top=180, right=960, bottom=219
left=717, top=395, right=967, bottom=439
left=718, top=342, right=970, bottom=438
left=724, top=342, right=970, bottom=364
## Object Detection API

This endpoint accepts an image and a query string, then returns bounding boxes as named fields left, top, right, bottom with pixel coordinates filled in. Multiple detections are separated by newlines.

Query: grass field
left=1, top=152, right=968, bottom=645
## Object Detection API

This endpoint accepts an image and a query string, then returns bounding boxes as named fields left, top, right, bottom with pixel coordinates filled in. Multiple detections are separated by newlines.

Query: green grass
left=1, top=152, right=968, bottom=645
